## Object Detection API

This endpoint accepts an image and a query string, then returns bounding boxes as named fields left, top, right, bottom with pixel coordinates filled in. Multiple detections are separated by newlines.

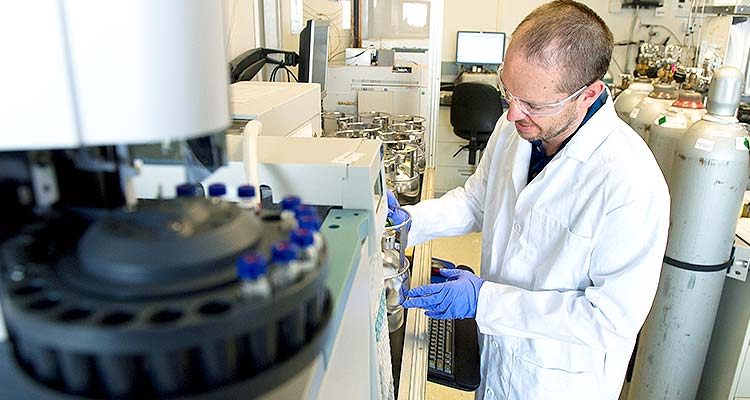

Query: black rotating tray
left=0, top=198, right=332, bottom=399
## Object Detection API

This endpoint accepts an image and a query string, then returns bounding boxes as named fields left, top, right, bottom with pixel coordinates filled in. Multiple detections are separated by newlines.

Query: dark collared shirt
left=527, top=91, right=609, bottom=183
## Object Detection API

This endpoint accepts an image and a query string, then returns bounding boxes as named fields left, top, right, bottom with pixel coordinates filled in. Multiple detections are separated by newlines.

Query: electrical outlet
left=609, top=0, right=622, bottom=13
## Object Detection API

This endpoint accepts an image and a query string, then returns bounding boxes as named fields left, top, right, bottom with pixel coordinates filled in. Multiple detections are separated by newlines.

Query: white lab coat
left=405, top=97, right=670, bottom=400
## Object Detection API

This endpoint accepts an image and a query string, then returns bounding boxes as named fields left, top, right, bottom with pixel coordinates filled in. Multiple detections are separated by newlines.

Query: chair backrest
left=450, top=82, right=503, bottom=136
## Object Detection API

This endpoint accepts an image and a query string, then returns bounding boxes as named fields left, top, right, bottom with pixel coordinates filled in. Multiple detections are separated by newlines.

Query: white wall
left=268, top=0, right=712, bottom=81
left=280, top=0, right=353, bottom=65
left=441, top=0, right=501, bottom=62
left=443, top=0, right=693, bottom=80
left=224, top=0, right=260, bottom=62
left=224, top=0, right=351, bottom=79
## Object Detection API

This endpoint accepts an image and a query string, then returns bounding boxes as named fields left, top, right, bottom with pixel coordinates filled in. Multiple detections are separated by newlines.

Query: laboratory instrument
left=1, top=2, right=398, bottom=399
left=1, top=195, right=331, bottom=398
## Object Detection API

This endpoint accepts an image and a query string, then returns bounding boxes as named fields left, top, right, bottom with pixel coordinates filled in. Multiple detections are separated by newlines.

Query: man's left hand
left=386, top=189, right=410, bottom=228
left=402, top=268, right=485, bottom=319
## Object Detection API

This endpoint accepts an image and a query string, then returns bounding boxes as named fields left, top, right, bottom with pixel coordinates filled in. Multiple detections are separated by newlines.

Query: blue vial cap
left=238, top=185, right=256, bottom=198
left=298, top=215, right=321, bottom=231
left=271, top=241, right=297, bottom=263
left=176, top=183, right=197, bottom=197
left=291, top=228, right=314, bottom=247
left=208, top=183, right=227, bottom=197
left=295, top=204, right=316, bottom=218
left=236, top=252, right=268, bottom=279
left=281, top=195, right=302, bottom=211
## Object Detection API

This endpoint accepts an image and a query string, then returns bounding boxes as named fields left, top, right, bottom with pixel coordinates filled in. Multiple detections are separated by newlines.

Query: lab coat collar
left=560, top=89, right=616, bottom=163
left=511, top=134, right=532, bottom=197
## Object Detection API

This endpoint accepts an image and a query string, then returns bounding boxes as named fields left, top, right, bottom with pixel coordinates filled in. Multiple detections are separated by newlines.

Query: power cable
left=270, top=65, right=282, bottom=82
left=283, top=66, right=299, bottom=82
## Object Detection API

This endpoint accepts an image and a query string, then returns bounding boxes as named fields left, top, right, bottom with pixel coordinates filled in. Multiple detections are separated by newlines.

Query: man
left=393, top=1, right=670, bottom=399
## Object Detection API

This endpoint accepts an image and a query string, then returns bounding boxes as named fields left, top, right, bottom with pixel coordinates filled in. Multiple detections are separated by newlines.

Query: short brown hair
left=509, top=0, right=613, bottom=94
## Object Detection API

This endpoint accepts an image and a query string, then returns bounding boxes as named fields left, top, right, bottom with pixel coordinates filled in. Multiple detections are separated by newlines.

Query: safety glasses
left=498, top=66, right=587, bottom=118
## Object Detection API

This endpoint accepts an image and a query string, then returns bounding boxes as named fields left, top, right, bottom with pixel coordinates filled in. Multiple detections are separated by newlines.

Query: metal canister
left=382, top=208, right=411, bottom=332
left=388, top=122, right=425, bottom=133
left=343, top=121, right=381, bottom=139
left=382, top=127, right=426, bottom=174
left=331, top=129, right=358, bottom=139
left=322, top=112, right=356, bottom=137
left=392, top=114, right=426, bottom=128
left=380, top=132, right=420, bottom=150
left=383, top=155, right=397, bottom=193
left=381, top=132, right=421, bottom=198
left=358, top=111, right=392, bottom=129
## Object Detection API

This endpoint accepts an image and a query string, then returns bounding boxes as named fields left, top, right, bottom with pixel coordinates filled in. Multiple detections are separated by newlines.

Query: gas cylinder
left=628, top=66, right=748, bottom=400
left=614, top=78, right=654, bottom=122
left=629, top=82, right=679, bottom=142
left=648, top=90, right=706, bottom=186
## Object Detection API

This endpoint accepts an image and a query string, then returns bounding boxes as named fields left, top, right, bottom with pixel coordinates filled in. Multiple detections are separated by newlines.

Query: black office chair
left=450, top=82, right=503, bottom=165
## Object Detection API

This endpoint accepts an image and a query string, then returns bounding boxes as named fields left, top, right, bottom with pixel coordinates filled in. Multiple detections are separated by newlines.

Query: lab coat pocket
left=523, top=210, right=593, bottom=290
left=509, top=354, right=601, bottom=400
left=509, top=340, right=604, bottom=400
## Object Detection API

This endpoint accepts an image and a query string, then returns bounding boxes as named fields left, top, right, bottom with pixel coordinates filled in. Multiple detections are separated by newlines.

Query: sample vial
left=294, top=204, right=317, bottom=220
left=176, top=183, right=197, bottom=197
left=269, top=240, right=306, bottom=356
left=236, top=252, right=272, bottom=301
left=280, top=196, right=302, bottom=232
left=297, top=215, right=325, bottom=255
left=237, top=252, right=276, bottom=372
left=269, top=241, right=301, bottom=290
left=290, top=228, right=325, bottom=331
left=237, top=185, right=257, bottom=210
left=208, top=183, right=227, bottom=197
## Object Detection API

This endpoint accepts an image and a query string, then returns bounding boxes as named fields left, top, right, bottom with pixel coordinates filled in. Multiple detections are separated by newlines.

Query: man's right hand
left=402, top=268, right=485, bottom=319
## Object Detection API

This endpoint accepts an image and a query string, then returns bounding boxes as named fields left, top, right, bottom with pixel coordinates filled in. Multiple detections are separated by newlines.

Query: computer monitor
left=298, top=19, right=330, bottom=93
left=456, top=31, right=506, bottom=66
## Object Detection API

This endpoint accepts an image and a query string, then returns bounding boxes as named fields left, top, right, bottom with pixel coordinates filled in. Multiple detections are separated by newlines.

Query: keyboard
left=428, top=317, right=455, bottom=381
left=425, top=260, right=480, bottom=391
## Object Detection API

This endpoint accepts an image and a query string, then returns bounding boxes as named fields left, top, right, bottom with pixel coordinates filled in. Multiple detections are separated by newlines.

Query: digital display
left=456, top=31, right=506, bottom=65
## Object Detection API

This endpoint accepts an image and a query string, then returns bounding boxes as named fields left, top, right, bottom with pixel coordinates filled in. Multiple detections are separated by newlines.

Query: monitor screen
left=456, top=31, right=506, bottom=65
left=298, top=20, right=330, bottom=93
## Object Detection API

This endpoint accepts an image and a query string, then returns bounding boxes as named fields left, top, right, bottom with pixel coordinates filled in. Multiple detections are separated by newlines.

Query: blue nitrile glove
left=386, top=189, right=410, bottom=228
left=402, top=268, right=485, bottom=319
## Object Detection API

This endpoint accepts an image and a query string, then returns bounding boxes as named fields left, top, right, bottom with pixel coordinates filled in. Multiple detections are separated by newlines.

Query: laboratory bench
left=392, top=168, right=481, bottom=399
left=394, top=167, right=435, bottom=400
